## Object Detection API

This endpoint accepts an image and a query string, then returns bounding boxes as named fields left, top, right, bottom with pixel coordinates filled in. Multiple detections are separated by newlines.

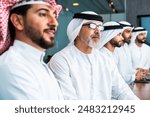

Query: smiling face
left=22, top=4, right=58, bottom=49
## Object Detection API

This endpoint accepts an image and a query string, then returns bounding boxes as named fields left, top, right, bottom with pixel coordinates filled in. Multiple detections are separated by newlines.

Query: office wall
left=126, top=0, right=150, bottom=44
left=126, top=0, right=150, bottom=26
left=101, top=13, right=126, bottom=22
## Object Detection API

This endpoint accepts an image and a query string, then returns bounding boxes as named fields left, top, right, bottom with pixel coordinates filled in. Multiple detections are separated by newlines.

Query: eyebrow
left=35, top=8, right=50, bottom=13
left=84, top=22, right=102, bottom=25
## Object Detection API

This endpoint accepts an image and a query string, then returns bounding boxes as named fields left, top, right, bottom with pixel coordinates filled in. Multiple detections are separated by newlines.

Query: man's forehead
left=12, top=0, right=51, bottom=10
left=124, top=28, right=132, bottom=32
left=85, top=20, right=103, bottom=25
left=138, top=32, right=146, bottom=35
left=31, top=4, right=55, bottom=11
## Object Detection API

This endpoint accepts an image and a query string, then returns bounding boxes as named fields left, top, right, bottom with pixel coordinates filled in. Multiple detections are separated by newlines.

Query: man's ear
left=10, top=14, right=24, bottom=30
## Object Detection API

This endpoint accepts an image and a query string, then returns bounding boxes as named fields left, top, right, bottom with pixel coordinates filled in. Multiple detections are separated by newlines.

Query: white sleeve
left=111, top=63, right=139, bottom=100
left=48, top=53, right=78, bottom=100
left=0, top=64, right=43, bottom=99
left=113, top=48, right=119, bottom=65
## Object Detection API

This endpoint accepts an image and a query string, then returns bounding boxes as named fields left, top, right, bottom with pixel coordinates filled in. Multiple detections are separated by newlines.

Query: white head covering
left=99, top=21, right=124, bottom=49
left=119, top=21, right=134, bottom=30
left=67, top=11, right=103, bottom=44
left=130, top=27, right=148, bottom=43
left=12, top=0, right=49, bottom=9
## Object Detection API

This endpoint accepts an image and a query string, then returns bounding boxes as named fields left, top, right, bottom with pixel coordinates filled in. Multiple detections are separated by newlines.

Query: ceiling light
left=73, top=2, right=79, bottom=6
left=112, top=8, right=116, bottom=12
left=110, top=1, right=113, bottom=5
left=66, top=8, right=69, bottom=11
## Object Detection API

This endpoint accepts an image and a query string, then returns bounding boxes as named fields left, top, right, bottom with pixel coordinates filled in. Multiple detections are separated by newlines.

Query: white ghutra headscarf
left=119, top=21, right=134, bottom=30
left=99, top=21, right=124, bottom=49
left=130, top=27, right=148, bottom=43
left=67, top=11, right=103, bottom=44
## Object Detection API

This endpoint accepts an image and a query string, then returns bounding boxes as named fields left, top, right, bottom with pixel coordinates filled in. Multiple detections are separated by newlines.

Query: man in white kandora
left=48, top=11, right=139, bottom=100
left=113, top=21, right=135, bottom=84
left=99, top=21, right=124, bottom=64
left=0, top=0, right=63, bottom=99
left=129, top=27, right=150, bottom=80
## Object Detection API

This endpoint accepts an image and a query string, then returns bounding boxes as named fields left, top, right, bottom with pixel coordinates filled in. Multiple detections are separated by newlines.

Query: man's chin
left=47, top=42, right=55, bottom=48
left=88, top=43, right=100, bottom=49
left=40, top=40, right=55, bottom=49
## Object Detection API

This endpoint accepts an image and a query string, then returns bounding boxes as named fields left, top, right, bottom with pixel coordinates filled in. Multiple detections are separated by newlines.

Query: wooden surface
left=131, top=82, right=150, bottom=100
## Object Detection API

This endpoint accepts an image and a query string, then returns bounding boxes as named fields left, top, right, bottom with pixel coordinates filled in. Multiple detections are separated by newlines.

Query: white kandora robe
left=129, top=43, right=150, bottom=70
left=114, top=44, right=135, bottom=84
left=49, top=44, right=139, bottom=100
left=100, top=47, right=118, bottom=64
left=0, top=40, right=63, bottom=100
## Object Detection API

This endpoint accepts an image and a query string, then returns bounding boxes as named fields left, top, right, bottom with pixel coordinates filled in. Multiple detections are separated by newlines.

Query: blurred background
left=45, top=0, right=150, bottom=58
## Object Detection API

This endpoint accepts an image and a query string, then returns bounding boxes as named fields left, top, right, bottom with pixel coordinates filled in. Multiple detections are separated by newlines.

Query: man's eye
left=39, top=13, right=47, bottom=17
left=126, top=30, right=131, bottom=33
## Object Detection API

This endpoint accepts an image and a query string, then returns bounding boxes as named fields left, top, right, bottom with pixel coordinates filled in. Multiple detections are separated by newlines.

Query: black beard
left=123, top=39, right=131, bottom=45
left=110, top=40, right=121, bottom=47
left=136, top=38, right=146, bottom=44
left=24, top=25, right=55, bottom=49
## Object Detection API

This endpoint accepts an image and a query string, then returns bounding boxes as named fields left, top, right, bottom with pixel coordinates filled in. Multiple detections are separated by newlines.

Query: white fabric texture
left=67, top=11, right=102, bottom=44
left=100, top=47, right=117, bottom=64
left=0, top=40, right=63, bottom=99
left=114, top=44, right=135, bottom=84
left=11, top=0, right=50, bottom=9
left=99, top=21, right=123, bottom=49
left=129, top=43, right=150, bottom=70
left=112, top=21, right=135, bottom=84
left=119, top=21, right=134, bottom=30
left=49, top=44, right=139, bottom=100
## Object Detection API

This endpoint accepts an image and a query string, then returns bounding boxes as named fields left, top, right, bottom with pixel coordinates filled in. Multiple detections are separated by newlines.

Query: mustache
left=44, top=25, right=56, bottom=32
left=92, top=35, right=100, bottom=38
left=92, top=33, right=100, bottom=38
left=143, top=38, right=146, bottom=40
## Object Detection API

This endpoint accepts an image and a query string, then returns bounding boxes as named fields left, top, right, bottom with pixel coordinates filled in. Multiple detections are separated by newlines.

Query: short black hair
left=8, top=5, right=31, bottom=43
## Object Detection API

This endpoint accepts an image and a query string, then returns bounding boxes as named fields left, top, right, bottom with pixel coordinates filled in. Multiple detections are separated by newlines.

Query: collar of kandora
left=73, top=13, right=103, bottom=22
left=104, top=25, right=123, bottom=31
left=11, top=0, right=50, bottom=10
left=132, top=28, right=146, bottom=32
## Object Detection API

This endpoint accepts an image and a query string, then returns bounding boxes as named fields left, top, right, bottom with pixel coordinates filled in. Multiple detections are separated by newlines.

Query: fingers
left=135, top=69, right=147, bottom=80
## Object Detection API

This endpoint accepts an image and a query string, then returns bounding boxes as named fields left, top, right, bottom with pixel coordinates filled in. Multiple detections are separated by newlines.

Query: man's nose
left=120, top=35, right=124, bottom=40
left=48, top=15, right=59, bottom=30
left=94, top=28, right=101, bottom=35
left=95, top=26, right=102, bottom=33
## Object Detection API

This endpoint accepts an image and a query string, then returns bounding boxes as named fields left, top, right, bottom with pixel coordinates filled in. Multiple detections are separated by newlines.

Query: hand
left=135, top=68, right=147, bottom=80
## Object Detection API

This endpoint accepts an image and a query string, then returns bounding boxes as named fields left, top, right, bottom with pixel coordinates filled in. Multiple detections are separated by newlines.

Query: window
left=137, top=15, right=150, bottom=45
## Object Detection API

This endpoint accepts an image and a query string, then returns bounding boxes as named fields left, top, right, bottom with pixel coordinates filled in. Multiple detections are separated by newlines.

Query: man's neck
left=104, top=43, right=115, bottom=52
left=16, top=34, right=45, bottom=52
left=74, top=38, right=92, bottom=54
left=135, top=40, right=143, bottom=47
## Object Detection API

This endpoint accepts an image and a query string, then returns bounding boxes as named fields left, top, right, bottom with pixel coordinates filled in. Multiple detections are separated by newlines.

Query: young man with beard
left=113, top=21, right=136, bottom=84
left=99, top=21, right=124, bottom=64
left=48, top=12, right=139, bottom=100
left=0, top=0, right=63, bottom=99
left=129, top=27, right=150, bottom=80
